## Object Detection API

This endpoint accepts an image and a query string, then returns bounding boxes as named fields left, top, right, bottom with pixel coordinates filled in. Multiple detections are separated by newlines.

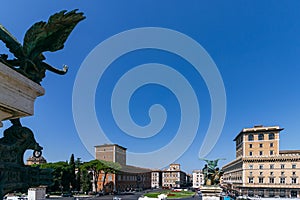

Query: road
left=72, top=193, right=201, bottom=200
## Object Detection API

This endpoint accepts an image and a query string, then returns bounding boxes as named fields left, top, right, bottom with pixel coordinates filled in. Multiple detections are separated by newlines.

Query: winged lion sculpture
left=0, top=9, right=85, bottom=84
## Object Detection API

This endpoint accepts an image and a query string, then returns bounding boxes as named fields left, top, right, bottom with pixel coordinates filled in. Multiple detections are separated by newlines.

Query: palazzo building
left=94, top=144, right=151, bottom=193
left=162, top=164, right=187, bottom=188
left=192, top=170, right=204, bottom=188
left=222, top=125, right=300, bottom=198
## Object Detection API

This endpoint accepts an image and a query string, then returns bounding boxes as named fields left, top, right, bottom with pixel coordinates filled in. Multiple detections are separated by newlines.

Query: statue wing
left=22, top=9, right=85, bottom=60
left=0, top=24, right=25, bottom=58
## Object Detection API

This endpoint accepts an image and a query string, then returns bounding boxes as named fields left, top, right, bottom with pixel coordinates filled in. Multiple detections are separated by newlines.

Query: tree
left=80, top=160, right=105, bottom=192
left=74, top=158, right=82, bottom=192
left=81, top=168, right=92, bottom=194
left=100, top=160, right=121, bottom=192
left=69, top=154, right=76, bottom=191
left=38, top=161, right=70, bottom=192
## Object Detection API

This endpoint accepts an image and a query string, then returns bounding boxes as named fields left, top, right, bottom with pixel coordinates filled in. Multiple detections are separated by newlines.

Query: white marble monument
left=200, top=186, right=223, bottom=200
left=0, top=62, right=44, bottom=127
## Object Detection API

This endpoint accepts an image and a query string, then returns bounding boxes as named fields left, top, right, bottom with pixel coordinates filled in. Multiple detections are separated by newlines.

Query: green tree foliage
left=69, top=154, right=76, bottom=190
left=74, top=158, right=82, bottom=192
left=80, top=160, right=104, bottom=192
left=81, top=168, right=92, bottom=194
left=80, top=160, right=121, bottom=192
left=100, top=160, right=121, bottom=191
left=38, top=161, right=70, bottom=192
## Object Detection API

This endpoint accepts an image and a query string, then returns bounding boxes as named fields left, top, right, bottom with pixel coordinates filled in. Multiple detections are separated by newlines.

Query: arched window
left=258, top=133, right=264, bottom=140
left=269, top=133, right=275, bottom=140
left=248, top=134, right=254, bottom=141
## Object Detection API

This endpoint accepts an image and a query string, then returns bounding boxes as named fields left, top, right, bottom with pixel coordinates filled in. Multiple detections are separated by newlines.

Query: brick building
left=94, top=144, right=151, bottom=193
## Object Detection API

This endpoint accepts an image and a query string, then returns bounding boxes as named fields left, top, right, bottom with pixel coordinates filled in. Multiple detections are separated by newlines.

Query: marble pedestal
left=0, top=62, right=44, bottom=126
left=200, top=186, right=223, bottom=200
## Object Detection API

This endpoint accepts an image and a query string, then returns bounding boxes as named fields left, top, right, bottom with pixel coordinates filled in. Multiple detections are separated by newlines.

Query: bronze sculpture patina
left=201, top=158, right=225, bottom=186
left=0, top=9, right=85, bottom=84
left=0, top=9, right=85, bottom=198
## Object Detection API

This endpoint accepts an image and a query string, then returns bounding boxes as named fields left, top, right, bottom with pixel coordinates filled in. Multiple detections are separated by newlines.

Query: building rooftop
left=94, top=143, right=127, bottom=150
left=119, top=164, right=152, bottom=173
left=233, top=125, right=284, bottom=141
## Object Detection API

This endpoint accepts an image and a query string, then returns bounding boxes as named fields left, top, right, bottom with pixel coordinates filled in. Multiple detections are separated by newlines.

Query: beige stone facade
left=222, top=125, right=300, bottom=198
left=26, top=155, right=47, bottom=165
left=162, top=164, right=187, bottom=188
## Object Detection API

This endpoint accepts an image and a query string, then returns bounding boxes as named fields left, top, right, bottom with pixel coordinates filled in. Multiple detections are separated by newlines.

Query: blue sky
left=1, top=1, right=300, bottom=173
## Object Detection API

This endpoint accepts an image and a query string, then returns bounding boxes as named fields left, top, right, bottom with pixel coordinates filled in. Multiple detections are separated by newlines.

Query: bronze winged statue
left=0, top=9, right=85, bottom=84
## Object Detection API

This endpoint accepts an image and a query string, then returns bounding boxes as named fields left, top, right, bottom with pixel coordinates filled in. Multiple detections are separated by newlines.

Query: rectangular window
left=249, top=144, right=252, bottom=148
left=249, top=165, right=253, bottom=169
left=259, top=165, right=264, bottom=170
left=270, top=143, right=274, bottom=147
left=249, top=177, right=254, bottom=183
left=269, top=178, right=274, bottom=184
left=259, top=177, right=264, bottom=183
left=270, top=164, right=274, bottom=169
left=270, top=150, right=273, bottom=155
left=281, top=171, right=285, bottom=176
left=259, top=172, right=263, bottom=176
left=259, top=143, right=263, bottom=148
left=259, top=151, right=263, bottom=156
left=293, top=171, right=296, bottom=176
left=292, top=178, right=297, bottom=184
left=292, top=164, right=296, bottom=169
left=280, top=178, right=285, bottom=184
left=249, top=171, right=253, bottom=176
left=270, top=171, right=274, bottom=176
left=249, top=151, right=253, bottom=156
left=281, top=164, right=285, bottom=169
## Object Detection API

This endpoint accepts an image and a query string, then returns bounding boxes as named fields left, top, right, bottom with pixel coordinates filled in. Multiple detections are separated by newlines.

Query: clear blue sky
left=1, top=1, right=300, bottom=173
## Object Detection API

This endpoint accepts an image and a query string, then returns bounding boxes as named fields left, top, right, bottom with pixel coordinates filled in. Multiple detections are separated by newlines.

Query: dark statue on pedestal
left=0, top=9, right=85, bottom=198
left=201, top=158, right=225, bottom=186
left=0, top=9, right=85, bottom=84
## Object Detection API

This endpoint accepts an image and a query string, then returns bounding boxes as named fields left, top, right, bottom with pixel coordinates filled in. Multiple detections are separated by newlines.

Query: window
left=270, top=172, right=274, bottom=176
left=293, top=172, right=296, bottom=176
left=249, top=151, right=253, bottom=156
left=248, top=134, right=254, bottom=141
left=292, top=178, right=297, bottom=184
left=292, top=164, right=296, bottom=169
left=258, top=133, right=264, bottom=140
left=259, top=177, right=264, bottom=183
left=280, top=178, right=285, bottom=184
left=270, top=164, right=274, bottom=169
left=259, top=143, right=263, bottom=148
left=249, top=165, right=253, bottom=169
left=249, top=144, right=252, bottom=148
left=270, top=143, right=274, bottom=147
left=269, top=189, right=275, bottom=197
left=281, top=164, right=285, bottom=169
left=249, top=177, right=254, bottom=183
left=281, top=171, right=285, bottom=176
left=249, top=171, right=253, bottom=176
left=270, top=150, right=273, bottom=155
left=259, top=151, right=263, bottom=156
left=269, top=178, right=275, bottom=184
left=259, top=165, right=264, bottom=169
left=259, top=172, right=263, bottom=176
left=269, top=133, right=275, bottom=140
